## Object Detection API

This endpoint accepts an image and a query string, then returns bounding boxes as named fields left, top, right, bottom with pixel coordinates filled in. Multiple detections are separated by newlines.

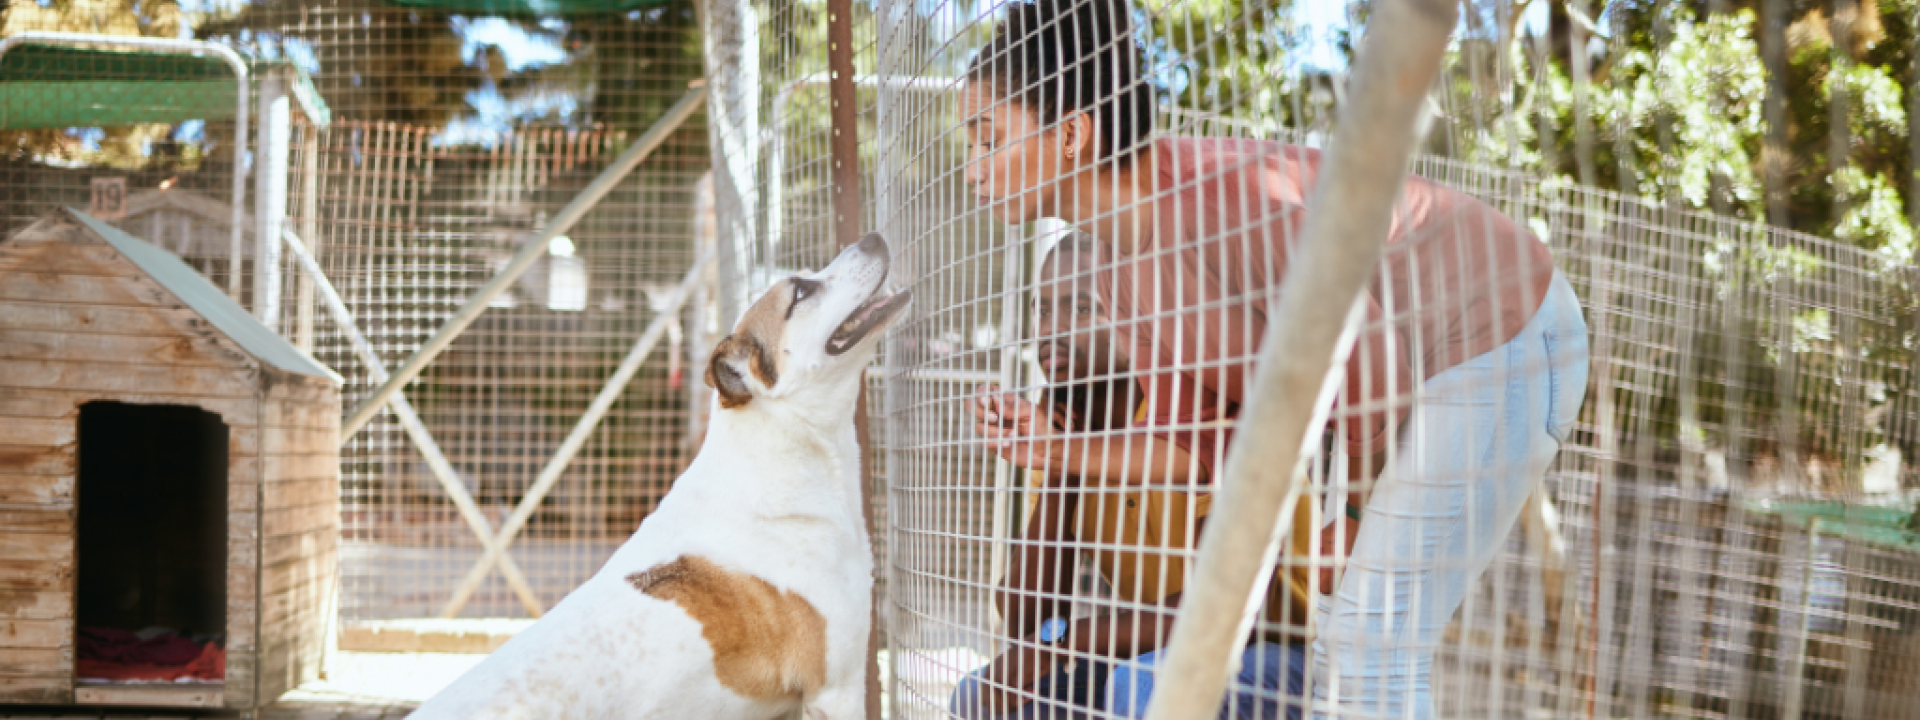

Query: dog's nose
left=855, top=233, right=890, bottom=265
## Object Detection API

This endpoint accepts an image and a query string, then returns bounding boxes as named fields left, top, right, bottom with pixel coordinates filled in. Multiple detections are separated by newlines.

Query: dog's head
left=705, top=233, right=910, bottom=411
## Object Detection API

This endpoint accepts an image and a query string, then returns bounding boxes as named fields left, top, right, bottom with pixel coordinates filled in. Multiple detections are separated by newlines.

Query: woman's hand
left=972, top=637, right=1064, bottom=714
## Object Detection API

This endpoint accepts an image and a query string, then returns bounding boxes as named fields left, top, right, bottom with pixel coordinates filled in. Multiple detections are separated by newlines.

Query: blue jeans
left=947, top=643, right=1305, bottom=720
left=1108, top=642, right=1307, bottom=720
left=949, top=655, right=1109, bottom=720
left=1311, top=271, right=1590, bottom=719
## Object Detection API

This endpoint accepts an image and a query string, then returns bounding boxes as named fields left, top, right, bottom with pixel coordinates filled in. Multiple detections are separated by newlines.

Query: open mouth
left=827, top=286, right=911, bottom=355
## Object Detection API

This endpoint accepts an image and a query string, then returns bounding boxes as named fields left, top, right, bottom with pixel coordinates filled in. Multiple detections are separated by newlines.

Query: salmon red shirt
left=1099, top=137, right=1556, bottom=476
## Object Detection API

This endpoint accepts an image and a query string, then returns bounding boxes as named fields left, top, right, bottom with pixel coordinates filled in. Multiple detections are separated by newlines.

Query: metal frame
left=340, top=85, right=709, bottom=438
left=438, top=249, right=717, bottom=617
left=281, top=228, right=548, bottom=617
left=0, top=31, right=251, bottom=299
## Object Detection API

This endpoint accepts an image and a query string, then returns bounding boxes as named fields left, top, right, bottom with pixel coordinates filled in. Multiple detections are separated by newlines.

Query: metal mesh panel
left=690, top=0, right=1920, bottom=717
left=4, top=3, right=714, bottom=622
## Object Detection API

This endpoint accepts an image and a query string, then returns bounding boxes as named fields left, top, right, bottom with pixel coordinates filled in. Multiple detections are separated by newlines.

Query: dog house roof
left=63, top=207, right=342, bottom=383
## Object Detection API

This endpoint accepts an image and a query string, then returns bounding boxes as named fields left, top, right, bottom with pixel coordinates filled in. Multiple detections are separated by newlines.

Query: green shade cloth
left=1748, top=498, right=1920, bottom=551
left=0, top=44, right=330, bottom=129
left=64, top=208, right=342, bottom=383
left=382, top=0, right=671, bottom=14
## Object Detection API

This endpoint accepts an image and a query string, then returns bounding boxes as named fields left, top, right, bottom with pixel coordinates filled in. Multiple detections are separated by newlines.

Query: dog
left=409, top=233, right=910, bottom=719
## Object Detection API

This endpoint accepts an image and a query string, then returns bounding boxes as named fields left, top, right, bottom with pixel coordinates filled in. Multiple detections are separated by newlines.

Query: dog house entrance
left=76, top=402, right=228, bottom=687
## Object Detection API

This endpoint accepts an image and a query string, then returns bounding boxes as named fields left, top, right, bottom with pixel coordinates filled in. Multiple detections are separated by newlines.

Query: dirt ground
left=0, top=650, right=492, bottom=719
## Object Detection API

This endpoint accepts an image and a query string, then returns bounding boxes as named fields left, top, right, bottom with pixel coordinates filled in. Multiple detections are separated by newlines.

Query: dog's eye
left=787, top=279, right=820, bottom=319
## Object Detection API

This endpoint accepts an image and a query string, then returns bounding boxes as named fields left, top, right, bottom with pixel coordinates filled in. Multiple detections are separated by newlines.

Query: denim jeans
left=1311, top=271, right=1590, bottom=719
left=948, top=655, right=1110, bottom=720
left=947, top=643, right=1306, bottom=720
left=1107, top=642, right=1307, bottom=720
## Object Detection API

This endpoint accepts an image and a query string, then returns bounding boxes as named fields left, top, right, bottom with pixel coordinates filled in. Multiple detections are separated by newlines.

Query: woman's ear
left=1059, top=113, right=1095, bottom=162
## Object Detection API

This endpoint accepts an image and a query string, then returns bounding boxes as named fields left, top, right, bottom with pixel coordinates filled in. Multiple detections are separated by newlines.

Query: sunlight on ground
left=284, top=651, right=489, bottom=704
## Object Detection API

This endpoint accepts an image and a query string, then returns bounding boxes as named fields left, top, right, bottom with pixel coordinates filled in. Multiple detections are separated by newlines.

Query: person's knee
left=1105, top=655, right=1156, bottom=719
left=947, top=671, right=991, bottom=719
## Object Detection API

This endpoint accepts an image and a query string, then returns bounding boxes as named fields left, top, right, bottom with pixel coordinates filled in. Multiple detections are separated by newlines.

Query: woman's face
left=961, top=81, right=1068, bottom=225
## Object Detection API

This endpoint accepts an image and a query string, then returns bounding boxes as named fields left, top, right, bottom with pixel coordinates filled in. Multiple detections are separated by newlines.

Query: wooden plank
left=260, top=426, right=340, bottom=456
left=0, top=386, right=259, bottom=426
left=0, top=533, right=71, bottom=564
left=0, top=560, right=71, bottom=592
left=261, top=555, right=333, bottom=604
left=76, top=684, right=223, bottom=708
left=0, top=618, right=71, bottom=649
left=261, top=400, right=343, bottom=432
left=227, top=479, right=260, bottom=514
left=0, top=241, right=137, bottom=276
left=261, top=502, right=336, bottom=539
left=0, top=359, right=256, bottom=399
left=0, top=418, right=73, bottom=447
left=0, top=446, right=73, bottom=476
left=0, top=329, right=246, bottom=369
left=260, top=454, right=339, bottom=483
left=0, top=675, right=70, bottom=704
left=0, top=271, right=173, bottom=307
left=0, top=508, right=72, bottom=534
left=0, top=475, right=72, bottom=505
left=0, top=591, right=71, bottom=621
left=0, top=647, right=67, bottom=675
left=262, top=476, right=338, bottom=512
left=261, top=525, right=336, bottom=566
left=0, top=299, right=208, bottom=337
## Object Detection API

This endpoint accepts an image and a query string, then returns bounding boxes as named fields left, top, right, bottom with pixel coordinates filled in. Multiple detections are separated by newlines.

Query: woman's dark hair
left=968, top=0, right=1155, bottom=165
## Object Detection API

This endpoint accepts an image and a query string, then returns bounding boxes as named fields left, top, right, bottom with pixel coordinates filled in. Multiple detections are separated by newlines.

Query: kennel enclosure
left=0, top=209, right=342, bottom=709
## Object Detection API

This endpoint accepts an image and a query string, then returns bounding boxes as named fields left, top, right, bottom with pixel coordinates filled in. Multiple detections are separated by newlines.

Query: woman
left=959, top=0, right=1592, bottom=717
left=951, top=237, right=1322, bottom=719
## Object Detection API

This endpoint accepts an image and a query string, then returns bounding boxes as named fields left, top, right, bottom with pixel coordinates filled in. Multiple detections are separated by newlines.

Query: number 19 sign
left=90, top=177, right=128, bottom=221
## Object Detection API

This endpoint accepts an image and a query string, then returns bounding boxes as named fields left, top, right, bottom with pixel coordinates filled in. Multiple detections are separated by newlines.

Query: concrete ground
left=0, top=650, right=484, bottom=720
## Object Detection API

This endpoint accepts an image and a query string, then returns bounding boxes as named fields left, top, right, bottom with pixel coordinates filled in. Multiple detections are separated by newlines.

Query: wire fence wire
left=3, top=3, right=716, bottom=622
left=698, top=0, right=1920, bottom=718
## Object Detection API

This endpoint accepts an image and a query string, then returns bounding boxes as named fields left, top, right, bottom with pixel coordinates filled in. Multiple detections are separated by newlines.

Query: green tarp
left=1748, top=498, right=1920, bottom=551
left=0, top=44, right=329, bottom=130
left=382, top=0, right=672, bottom=15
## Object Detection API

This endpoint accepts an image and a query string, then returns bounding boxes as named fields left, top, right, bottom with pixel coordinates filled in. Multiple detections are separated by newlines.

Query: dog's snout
left=854, top=233, right=890, bottom=265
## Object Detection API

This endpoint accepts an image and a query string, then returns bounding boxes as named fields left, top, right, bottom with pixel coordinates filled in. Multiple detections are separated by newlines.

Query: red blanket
left=77, top=627, right=224, bottom=682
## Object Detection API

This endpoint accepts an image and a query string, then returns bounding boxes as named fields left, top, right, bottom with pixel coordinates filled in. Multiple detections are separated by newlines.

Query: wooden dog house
left=0, top=209, right=342, bottom=709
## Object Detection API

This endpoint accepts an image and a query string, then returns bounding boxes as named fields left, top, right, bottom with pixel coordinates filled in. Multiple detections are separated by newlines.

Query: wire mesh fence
left=6, top=0, right=1920, bottom=716
left=693, top=0, right=1920, bottom=717
left=3, top=3, right=716, bottom=622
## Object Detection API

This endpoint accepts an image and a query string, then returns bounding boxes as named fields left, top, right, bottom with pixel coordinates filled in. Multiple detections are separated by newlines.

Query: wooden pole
left=1138, top=0, right=1458, bottom=716
left=826, top=0, right=881, bottom=715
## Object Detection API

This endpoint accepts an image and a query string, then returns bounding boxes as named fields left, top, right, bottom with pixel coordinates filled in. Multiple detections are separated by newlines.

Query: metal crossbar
left=439, top=248, right=717, bottom=617
left=340, top=85, right=708, bottom=438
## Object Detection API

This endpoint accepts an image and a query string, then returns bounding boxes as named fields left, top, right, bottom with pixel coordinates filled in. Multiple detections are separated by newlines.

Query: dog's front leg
left=801, top=683, right=866, bottom=720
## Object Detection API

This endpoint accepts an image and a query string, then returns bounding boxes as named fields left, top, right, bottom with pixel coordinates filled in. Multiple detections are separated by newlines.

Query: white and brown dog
left=409, top=234, right=910, bottom=719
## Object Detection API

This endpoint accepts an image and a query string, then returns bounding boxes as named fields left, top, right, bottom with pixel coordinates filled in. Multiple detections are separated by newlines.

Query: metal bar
left=255, top=68, right=291, bottom=328
left=440, top=249, right=717, bottom=618
left=0, top=31, right=249, bottom=299
left=341, top=86, right=708, bottom=438
left=1138, top=0, right=1459, bottom=717
left=283, top=229, right=543, bottom=616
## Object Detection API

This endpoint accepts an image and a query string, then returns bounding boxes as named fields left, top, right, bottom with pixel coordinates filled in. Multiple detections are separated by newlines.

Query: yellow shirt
left=1024, top=403, right=1317, bottom=631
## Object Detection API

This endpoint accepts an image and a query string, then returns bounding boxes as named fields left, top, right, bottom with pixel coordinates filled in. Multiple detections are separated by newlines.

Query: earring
left=1066, top=149, right=1076, bottom=159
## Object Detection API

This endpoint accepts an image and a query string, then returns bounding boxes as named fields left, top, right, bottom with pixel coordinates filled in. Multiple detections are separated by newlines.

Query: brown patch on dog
left=627, top=556, right=828, bottom=701
left=703, top=280, right=794, bottom=408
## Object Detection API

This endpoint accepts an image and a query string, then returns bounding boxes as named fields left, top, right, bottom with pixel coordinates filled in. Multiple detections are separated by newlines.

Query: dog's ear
left=705, top=335, right=779, bottom=408
left=705, top=336, right=754, bottom=408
